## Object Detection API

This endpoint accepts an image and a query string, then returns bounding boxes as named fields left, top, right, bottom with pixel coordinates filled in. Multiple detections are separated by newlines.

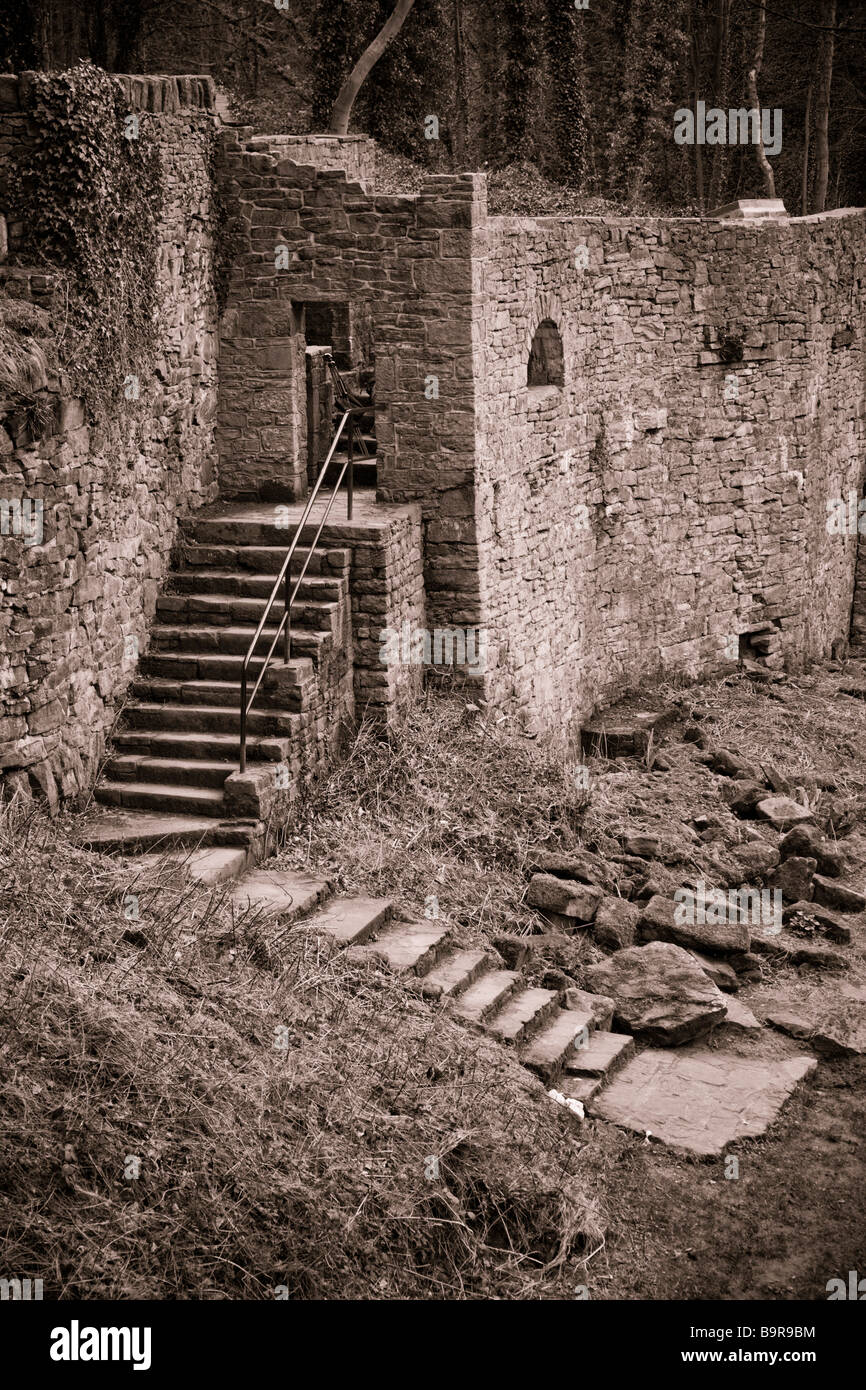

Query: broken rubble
left=782, top=900, right=852, bottom=944
left=526, top=873, right=603, bottom=921
left=592, top=895, right=641, bottom=950
left=779, top=823, right=844, bottom=877
left=811, top=874, right=866, bottom=914
left=732, top=840, right=780, bottom=877
left=584, top=941, right=728, bottom=1046
left=754, top=796, right=814, bottom=832
left=767, top=855, right=816, bottom=903
left=638, top=892, right=751, bottom=955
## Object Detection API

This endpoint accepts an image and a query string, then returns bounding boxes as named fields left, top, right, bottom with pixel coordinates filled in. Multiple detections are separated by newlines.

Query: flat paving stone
left=589, top=1047, right=816, bottom=1156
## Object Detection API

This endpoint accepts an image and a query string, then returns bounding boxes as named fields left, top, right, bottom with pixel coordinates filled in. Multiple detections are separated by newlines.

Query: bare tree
left=746, top=0, right=776, bottom=198
left=328, top=0, right=417, bottom=136
left=812, top=0, right=836, bottom=213
left=801, top=78, right=813, bottom=214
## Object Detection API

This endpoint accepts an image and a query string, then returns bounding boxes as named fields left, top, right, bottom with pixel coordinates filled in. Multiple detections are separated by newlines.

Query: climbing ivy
left=11, top=62, right=163, bottom=416
left=545, top=0, right=587, bottom=188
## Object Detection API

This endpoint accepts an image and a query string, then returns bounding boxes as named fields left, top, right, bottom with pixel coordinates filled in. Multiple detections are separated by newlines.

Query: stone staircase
left=130, top=850, right=635, bottom=1105
left=93, top=512, right=354, bottom=820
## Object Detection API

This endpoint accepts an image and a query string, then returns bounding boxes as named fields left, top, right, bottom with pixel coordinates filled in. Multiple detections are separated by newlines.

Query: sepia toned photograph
left=0, top=0, right=864, bottom=1359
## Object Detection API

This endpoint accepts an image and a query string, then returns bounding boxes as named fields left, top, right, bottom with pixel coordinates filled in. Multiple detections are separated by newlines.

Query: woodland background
left=1, top=1, right=864, bottom=214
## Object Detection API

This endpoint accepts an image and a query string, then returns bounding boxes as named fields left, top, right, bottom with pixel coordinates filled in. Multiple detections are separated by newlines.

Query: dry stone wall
left=217, top=133, right=483, bottom=633
left=0, top=79, right=220, bottom=805
left=473, top=207, right=866, bottom=731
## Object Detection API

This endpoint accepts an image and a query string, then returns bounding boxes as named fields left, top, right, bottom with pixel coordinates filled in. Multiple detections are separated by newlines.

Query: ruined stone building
left=1, top=75, right=864, bottom=825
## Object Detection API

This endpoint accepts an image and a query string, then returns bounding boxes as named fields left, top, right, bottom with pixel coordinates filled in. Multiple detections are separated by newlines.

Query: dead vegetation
left=0, top=792, right=602, bottom=1300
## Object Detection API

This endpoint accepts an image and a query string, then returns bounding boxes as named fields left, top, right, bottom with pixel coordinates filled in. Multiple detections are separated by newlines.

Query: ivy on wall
left=11, top=61, right=163, bottom=415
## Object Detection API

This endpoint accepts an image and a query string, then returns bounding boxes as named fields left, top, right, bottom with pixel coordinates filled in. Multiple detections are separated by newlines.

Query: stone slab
left=232, top=869, right=332, bottom=923
left=590, top=1048, right=816, bottom=1155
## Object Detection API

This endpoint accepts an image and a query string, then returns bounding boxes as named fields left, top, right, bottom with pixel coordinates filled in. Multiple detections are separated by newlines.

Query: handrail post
left=240, top=665, right=248, bottom=773
left=284, top=562, right=291, bottom=663
left=347, top=414, right=354, bottom=521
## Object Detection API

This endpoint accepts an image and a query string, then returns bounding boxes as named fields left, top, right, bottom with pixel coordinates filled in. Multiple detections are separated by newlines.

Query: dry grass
left=279, top=692, right=592, bottom=944
left=0, top=792, right=602, bottom=1300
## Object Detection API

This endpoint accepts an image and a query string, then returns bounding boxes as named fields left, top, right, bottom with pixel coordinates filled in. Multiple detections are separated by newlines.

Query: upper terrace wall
left=474, top=208, right=866, bottom=730
left=0, top=75, right=219, bottom=805
left=217, top=133, right=483, bottom=630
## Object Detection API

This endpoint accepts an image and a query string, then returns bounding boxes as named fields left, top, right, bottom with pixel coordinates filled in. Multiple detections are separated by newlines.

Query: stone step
left=94, top=780, right=227, bottom=817
left=140, top=652, right=315, bottom=686
left=230, top=869, right=332, bottom=922
left=104, top=754, right=248, bottom=789
left=558, top=1074, right=603, bottom=1105
left=122, top=701, right=296, bottom=737
left=304, top=896, right=393, bottom=946
left=363, top=919, right=452, bottom=974
left=77, top=810, right=262, bottom=854
left=486, top=987, right=561, bottom=1046
left=168, top=568, right=344, bottom=603
left=113, top=729, right=287, bottom=762
left=130, top=677, right=301, bottom=711
left=122, top=845, right=252, bottom=885
left=176, top=543, right=351, bottom=577
left=156, top=591, right=340, bottom=633
left=450, top=969, right=520, bottom=1025
left=420, top=949, right=491, bottom=1000
left=520, top=1009, right=597, bottom=1083
left=564, top=1030, right=635, bottom=1079
left=188, top=497, right=378, bottom=548
left=150, top=623, right=330, bottom=662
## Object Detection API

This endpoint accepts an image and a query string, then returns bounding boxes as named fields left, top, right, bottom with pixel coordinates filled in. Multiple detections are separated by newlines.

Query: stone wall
left=216, top=132, right=483, bottom=632
left=473, top=206, right=866, bottom=732
left=246, top=134, right=377, bottom=189
left=0, top=82, right=220, bottom=806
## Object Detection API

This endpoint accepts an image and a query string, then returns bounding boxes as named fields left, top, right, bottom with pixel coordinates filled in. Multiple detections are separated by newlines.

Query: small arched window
left=527, top=319, right=564, bottom=389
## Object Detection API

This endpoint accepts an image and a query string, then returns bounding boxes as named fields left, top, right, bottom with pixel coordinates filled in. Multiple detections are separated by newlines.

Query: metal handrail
left=238, top=404, right=364, bottom=772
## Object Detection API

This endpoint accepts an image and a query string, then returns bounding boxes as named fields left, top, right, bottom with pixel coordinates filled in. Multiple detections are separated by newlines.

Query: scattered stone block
left=782, top=901, right=852, bottom=944
left=767, top=856, right=816, bottom=903
left=749, top=930, right=850, bottom=971
left=526, top=848, right=610, bottom=887
left=687, top=950, right=738, bottom=993
left=732, top=841, right=781, bottom=877
left=811, top=875, right=866, bottom=914
left=638, top=893, right=750, bottom=956
left=584, top=941, right=728, bottom=1046
left=621, top=832, right=660, bottom=858
left=718, top=996, right=762, bottom=1031
left=592, top=895, right=641, bottom=950
left=722, top=780, right=768, bottom=817
left=754, top=796, right=814, bottom=832
left=590, top=1048, right=815, bottom=1156
left=527, top=873, right=603, bottom=921
left=710, top=748, right=765, bottom=781
left=779, top=824, right=844, bottom=877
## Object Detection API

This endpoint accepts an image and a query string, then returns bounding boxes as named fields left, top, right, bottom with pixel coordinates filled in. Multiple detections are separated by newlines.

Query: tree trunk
left=708, top=0, right=731, bottom=208
left=689, top=0, right=704, bottom=213
left=747, top=0, right=775, bottom=199
left=328, top=0, right=417, bottom=136
left=453, top=0, right=468, bottom=164
left=812, top=0, right=836, bottom=213
left=801, top=80, right=812, bottom=214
